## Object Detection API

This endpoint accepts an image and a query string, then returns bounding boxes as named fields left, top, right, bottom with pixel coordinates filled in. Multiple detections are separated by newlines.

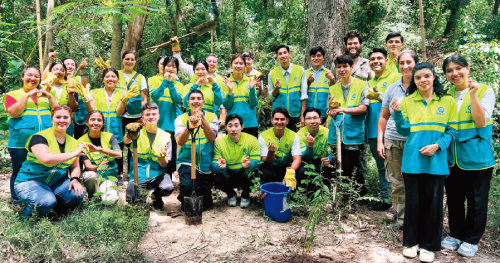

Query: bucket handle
left=260, top=192, right=267, bottom=200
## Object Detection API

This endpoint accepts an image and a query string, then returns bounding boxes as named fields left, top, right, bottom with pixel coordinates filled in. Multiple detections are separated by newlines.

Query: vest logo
left=382, top=82, right=387, bottom=89
left=436, top=106, right=445, bottom=115
left=323, top=79, right=328, bottom=84
left=285, top=143, right=289, bottom=149
left=243, top=148, right=248, bottom=156
left=294, top=77, right=298, bottom=83
left=351, top=94, right=357, bottom=100
left=466, top=105, right=471, bottom=114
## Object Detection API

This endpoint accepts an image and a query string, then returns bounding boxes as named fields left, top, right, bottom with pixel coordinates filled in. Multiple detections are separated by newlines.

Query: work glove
left=171, top=36, right=181, bottom=53
left=41, top=72, right=58, bottom=91
left=73, top=82, right=92, bottom=102
left=123, top=86, right=140, bottom=100
left=125, top=122, right=142, bottom=140
left=366, top=85, right=383, bottom=101
left=283, top=168, right=297, bottom=190
left=155, top=146, right=168, bottom=161
left=328, top=96, right=341, bottom=109
left=94, top=56, right=111, bottom=71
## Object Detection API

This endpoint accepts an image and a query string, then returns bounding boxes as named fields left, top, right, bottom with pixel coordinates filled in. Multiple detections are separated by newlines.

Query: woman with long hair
left=3, top=66, right=58, bottom=210
left=181, top=59, right=222, bottom=114
left=391, top=62, right=458, bottom=262
left=440, top=55, right=496, bottom=257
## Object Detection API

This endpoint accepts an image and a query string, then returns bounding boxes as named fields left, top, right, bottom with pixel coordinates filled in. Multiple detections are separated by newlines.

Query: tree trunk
left=211, top=0, right=220, bottom=35
left=231, top=0, right=238, bottom=53
left=443, top=0, right=466, bottom=37
left=305, top=0, right=349, bottom=69
left=43, top=0, right=54, bottom=66
left=111, top=14, right=123, bottom=69
left=36, top=0, right=44, bottom=70
left=165, top=0, right=178, bottom=36
left=121, top=3, right=149, bottom=56
left=493, top=0, right=499, bottom=16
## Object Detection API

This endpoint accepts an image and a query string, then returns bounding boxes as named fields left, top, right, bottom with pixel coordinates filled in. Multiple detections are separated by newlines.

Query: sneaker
left=419, top=248, right=435, bottom=262
left=240, top=198, right=250, bottom=208
left=457, top=242, right=478, bottom=257
left=441, top=236, right=462, bottom=250
left=117, top=177, right=124, bottom=186
left=402, top=244, right=418, bottom=258
left=227, top=196, right=237, bottom=207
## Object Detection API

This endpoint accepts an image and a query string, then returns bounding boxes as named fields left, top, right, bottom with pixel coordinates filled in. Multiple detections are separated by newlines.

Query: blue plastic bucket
left=260, top=182, right=292, bottom=222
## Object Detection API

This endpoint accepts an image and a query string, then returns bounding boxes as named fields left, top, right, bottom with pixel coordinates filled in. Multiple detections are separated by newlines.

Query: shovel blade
left=184, top=195, right=203, bottom=225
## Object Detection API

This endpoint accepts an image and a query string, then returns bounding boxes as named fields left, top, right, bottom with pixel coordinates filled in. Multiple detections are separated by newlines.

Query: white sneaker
left=227, top=196, right=237, bottom=207
left=402, top=244, right=418, bottom=258
left=240, top=198, right=250, bottom=208
left=419, top=248, right=435, bottom=262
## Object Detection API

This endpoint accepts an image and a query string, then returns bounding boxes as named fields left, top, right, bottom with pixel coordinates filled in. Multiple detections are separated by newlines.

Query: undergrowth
left=0, top=200, right=152, bottom=262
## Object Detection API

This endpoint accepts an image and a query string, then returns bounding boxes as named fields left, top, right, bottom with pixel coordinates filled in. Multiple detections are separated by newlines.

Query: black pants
left=403, top=173, right=445, bottom=251
left=340, top=148, right=367, bottom=196
left=445, top=165, right=493, bottom=245
left=242, top=127, right=258, bottom=138
left=177, top=164, right=213, bottom=210
left=126, top=173, right=174, bottom=204
left=214, top=169, right=253, bottom=199
left=116, top=142, right=125, bottom=176
left=166, top=131, right=177, bottom=175
left=287, top=117, right=300, bottom=132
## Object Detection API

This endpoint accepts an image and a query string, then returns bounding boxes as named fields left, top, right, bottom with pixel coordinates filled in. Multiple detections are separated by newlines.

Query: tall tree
left=443, top=0, right=468, bottom=37
left=165, top=0, right=179, bottom=36
left=494, top=0, right=500, bottom=16
left=111, top=14, right=123, bottom=69
left=43, top=0, right=54, bottom=66
left=231, top=0, right=238, bottom=53
left=121, top=2, right=149, bottom=55
left=305, top=0, right=349, bottom=68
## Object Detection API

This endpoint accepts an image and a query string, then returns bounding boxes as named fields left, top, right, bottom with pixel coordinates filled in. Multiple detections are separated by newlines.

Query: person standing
left=392, top=62, right=458, bottom=263
left=385, top=32, right=405, bottom=74
left=4, top=66, right=58, bottom=210
left=222, top=54, right=261, bottom=137
left=366, top=48, right=401, bottom=209
left=377, top=50, right=419, bottom=226
left=242, top=52, right=264, bottom=94
left=268, top=45, right=308, bottom=130
left=327, top=55, right=369, bottom=196
left=181, top=60, right=223, bottom=114
left=440, top=55, right=496, bottom=258
left=339, top=30, right=374, bottom=81
left=305, top=47, right=335, bottom=120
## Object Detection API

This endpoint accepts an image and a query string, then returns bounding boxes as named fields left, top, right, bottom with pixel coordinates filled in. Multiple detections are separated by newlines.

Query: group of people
left=3, top=30, right=495, bottom=262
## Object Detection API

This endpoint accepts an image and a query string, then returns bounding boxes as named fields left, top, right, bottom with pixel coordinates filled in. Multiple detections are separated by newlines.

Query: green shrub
left=0, top=200, right=151, bottom=262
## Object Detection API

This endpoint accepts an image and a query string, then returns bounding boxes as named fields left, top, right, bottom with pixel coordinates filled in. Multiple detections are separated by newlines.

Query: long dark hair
left=84, top=110, right=105, bottom=133
left=407, top=62, right=447, bottom=98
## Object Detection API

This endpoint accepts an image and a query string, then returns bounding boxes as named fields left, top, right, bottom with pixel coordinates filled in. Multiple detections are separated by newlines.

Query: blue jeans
left=15, top=178, right=85, bottom=218
left=368, top=138, right=391, bottom=202
left=8, top=148, right=28, bottom=205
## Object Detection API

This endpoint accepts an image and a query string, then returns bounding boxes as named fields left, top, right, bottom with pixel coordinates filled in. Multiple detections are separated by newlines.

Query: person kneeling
left=124, top=103, right=174, bottom=210
left=14, top=106, right=93, bottom=218
left=212, top=114, right=260, bottom=208
left=258, top=107, right=302, bottom=190
left=78, top=110, right=122, bottom=203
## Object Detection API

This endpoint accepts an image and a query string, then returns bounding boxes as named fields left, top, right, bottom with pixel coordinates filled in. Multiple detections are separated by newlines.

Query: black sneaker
left=117, top=177, right=124, bottom=186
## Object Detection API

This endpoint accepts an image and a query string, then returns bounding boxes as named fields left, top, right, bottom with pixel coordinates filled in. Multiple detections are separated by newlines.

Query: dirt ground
left=1, top=173, right=499, bottom=263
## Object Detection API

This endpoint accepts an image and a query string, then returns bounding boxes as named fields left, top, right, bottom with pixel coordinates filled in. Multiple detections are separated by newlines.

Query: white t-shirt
left=122, top=73, right=147, bottom=118
left=53, top=84, right=63, bottom=101
left=258, top=133, right=301, bottom=157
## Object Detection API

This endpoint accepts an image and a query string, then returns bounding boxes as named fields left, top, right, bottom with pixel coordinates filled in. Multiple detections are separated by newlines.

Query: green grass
left=0, top=199, right=152, bottom=262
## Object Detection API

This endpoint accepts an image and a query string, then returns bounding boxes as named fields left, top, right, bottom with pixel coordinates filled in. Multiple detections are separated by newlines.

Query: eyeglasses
left=305, top=117, right=320, bottom=121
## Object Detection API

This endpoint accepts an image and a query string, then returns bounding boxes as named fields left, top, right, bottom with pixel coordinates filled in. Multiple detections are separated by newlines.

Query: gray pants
left=384, top=139, right=405, bottom=223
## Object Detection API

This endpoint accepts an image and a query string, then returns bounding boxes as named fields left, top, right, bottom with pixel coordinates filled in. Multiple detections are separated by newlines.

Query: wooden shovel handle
left=146, top=32, right=196, bottom=54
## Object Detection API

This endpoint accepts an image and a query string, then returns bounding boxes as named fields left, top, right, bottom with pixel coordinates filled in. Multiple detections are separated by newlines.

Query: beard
left=345, top=47, right=361, bottom=59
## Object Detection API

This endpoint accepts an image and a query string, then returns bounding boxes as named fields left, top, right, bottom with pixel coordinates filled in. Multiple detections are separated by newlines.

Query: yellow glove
left=366, top=85, right=383, bottom=101
left=42, top=72, right=57, bottom=88
left=171, top=36, right=181, bottom=53
left=73, top=82, right=92, bottom=102
left=283, top=168, right=297, bottom=190
left=123, top=86, right=140, bottom=99
left=328, top=96, right=341, bottom=109
left=155, top=146, right=168, bottom=160
left=94, top=56, right=111, bottom=71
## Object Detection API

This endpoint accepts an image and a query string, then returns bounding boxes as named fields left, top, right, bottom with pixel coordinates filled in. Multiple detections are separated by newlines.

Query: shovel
left=184, top=121, right=203, bottom=225
left=146, top=20, right=217, bottom=54
left=331, top=113, right=345, bottom=207
left=125, top=123, right=142, bottom=200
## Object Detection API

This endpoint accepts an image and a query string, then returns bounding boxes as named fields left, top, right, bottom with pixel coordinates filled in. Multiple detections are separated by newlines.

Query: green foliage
left=0, top=200, right=151, bottom=262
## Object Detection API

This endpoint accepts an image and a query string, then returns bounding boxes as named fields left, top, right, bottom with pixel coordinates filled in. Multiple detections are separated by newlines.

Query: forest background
left=0, top=0, right=499, bottom=261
